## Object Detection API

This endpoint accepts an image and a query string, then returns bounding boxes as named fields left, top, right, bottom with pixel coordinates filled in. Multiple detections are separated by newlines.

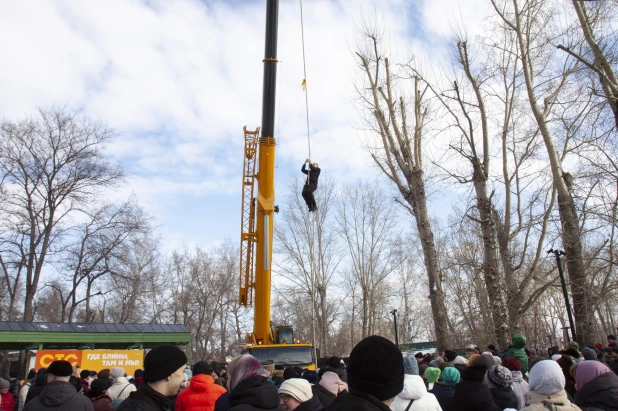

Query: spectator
left=85, top=379, right=115, bottom=411
left=503, top=357, right=529, bottom=409
left=443, top=350, right=457, bottom=364
left=574, top=360, right=618, bottom=411
left=116, top=344, right=188, bottom=411
left=9, top=370, right=20, bottom=409
left=483, top=366, right=518, bottom=410
left=24, top=360, right=94, bottom=411
left=555, top=355, right=577, bottom=399
left=106, top=367, right=136, bottom=404
left=504, top=334, right=529, bottom=375
left=1, top=380, right=15, bottom=411
left=320, top=357, right=347, bottom=384
left=488, top=345, right=500, bottom=357
left=24, top=371, right=47, bottom=405
left=391, top=356, right=442, bottom=411
left=580, top=347, right=597, bottom=361
left=133, top=370, right=144, bottom=389
left=19, top=370, right=36, bottom=411
left=328, top=335, right=404, bottom=411
left=608, top=335, right=617, bottom=349
left=521, top=360, right=579, bottom=411
left=284, top=368, right=300, bottom=381
left=278, top=378, right=323, bottom=411
left=79, top=370, right=92, bottom=394
left=300, top=370, right=318, bottom=386
left=451, top=356, right=467, bottom=366
left=431, top=366, right=459, bottom=410
left=175, top=361, right=226, bottom=411
left=312, top=371, right=346, bottom=408
left=424, top=368, right=440, bottom=391
left=70, top=365, right=83, bottom=393
left=467, top=354, right=480, bottom=367
left=445, top=365, right=500, bottom=411
left=98, top=370, right=113, bottom=390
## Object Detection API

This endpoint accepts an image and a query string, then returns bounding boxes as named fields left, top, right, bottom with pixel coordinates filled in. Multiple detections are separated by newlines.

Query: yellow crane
left=238, top=0, right=316, bottom=370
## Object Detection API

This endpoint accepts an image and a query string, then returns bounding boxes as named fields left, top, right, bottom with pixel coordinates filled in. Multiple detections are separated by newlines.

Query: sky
left=0, top=0, right=491, bottom=252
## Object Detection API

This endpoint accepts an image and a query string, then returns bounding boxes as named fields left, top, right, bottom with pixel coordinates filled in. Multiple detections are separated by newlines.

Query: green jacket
left=504, top=334, right=529, bottom=375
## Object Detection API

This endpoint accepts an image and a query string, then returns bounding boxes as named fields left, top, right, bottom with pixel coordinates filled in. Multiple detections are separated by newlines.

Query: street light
left=547, top=248, right=577, bottom=342
left=390, top=309, right=399, bottom=348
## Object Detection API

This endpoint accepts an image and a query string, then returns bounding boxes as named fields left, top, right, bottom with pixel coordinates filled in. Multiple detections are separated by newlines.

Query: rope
left=299, top=0, right=311, bottom=161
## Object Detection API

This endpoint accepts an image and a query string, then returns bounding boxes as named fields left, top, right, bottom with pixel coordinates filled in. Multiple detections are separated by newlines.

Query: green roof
left=0, top=322, right=191, bottom=350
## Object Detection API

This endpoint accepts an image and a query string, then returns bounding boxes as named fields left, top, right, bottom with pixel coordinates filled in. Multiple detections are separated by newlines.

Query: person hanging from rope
left=301, top=158, right=320, bottom=212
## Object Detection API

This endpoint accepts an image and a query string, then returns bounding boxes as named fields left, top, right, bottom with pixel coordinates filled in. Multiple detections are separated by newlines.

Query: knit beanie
left=452, top=356, right=468, bottom=366
left=462, top=364, right=488, bottom=383
left=424, top=367, right=441, bottom=384
left=328, top=356, right=342, bottom=369
left=485, top=366, right=513, bottom=388
left=319, top=371, right=348, bottom=395
left=503, top=358, right=521, bottom=372
left=441, top=367, right=460, bottom=386
left=493, top=356, right=502, bottom=366
left=0, top=380, right=10, bottom=389
left=47, top=360, right=73, bottom=377
left=444, top=350, right=457, bottom=363
left=403, top=356, right=419, bottom=376
left=581, top=347, right=597, bottom=361
left=575, top=360, right=611, bottom=391
left=567, top=341, right=580, bottom=352
left=528, top=360, right=565, bottom=395
left=110, top=367, right=125, bottom=380
left=90, top=379, right=108, bottom=393
left=474, top=354, right=496, bottom=369
left=284, top=366, right=300, bottom=380
left=301, top=370, right=318, bottom=385
left=347, top=335, right=404, bottom=401
left=429, top=357, right=444, bottom=368
left=192, top=361, right=212, bottom=376
left=143, top=344, right=188, bottom=383
left=414, top=352, right=424, bottom=359
left=279, top=378, right=313, bottom=403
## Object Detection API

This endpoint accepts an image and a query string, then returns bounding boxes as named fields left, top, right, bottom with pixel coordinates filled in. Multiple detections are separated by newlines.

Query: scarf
left=228, top=355, right=270, bottom=392
left=575, top=360, right=611, bottom=391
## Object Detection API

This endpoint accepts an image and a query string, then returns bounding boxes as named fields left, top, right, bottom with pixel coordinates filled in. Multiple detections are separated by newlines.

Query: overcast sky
left=0, top=0, right=490, bottom=252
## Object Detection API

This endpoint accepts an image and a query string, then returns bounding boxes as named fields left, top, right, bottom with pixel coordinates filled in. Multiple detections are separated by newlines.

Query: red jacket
left=1, top=391, right=15, bottom=411
left=175, top=374, right=226, bottom=411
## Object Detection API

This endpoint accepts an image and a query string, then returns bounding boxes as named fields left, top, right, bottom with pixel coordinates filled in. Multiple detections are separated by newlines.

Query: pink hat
left=575, top=360, right=611, bottom=391
left=319, top=371, right=348, bottom=396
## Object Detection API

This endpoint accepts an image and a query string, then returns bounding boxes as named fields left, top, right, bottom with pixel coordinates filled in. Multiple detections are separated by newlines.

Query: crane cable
left=300, top=0, right=311, bottom=164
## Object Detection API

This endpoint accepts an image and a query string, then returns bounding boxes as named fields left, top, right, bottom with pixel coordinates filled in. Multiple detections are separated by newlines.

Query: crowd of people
left=1, top=333, right=617, bottom=411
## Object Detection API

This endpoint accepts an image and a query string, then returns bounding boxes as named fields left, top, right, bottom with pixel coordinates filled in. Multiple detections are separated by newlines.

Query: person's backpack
left=111, top=384, right=130, bottom=407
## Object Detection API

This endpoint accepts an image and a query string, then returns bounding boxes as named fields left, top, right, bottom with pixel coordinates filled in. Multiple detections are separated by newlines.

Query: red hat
left=503, top=358, right=521, bottom=372
left=595, top=344, right=604, bottom=350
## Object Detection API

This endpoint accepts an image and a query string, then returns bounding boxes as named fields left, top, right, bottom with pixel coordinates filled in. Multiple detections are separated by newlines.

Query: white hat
left=279, top=378, right=312, bottom=403
left=110, top=367, right=125, bottom=380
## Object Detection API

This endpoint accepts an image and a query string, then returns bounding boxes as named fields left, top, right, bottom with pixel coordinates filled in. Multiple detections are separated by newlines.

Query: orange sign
left=35, top=350, right=82, bottom=369
left=34, top=350, right=143, bottom=376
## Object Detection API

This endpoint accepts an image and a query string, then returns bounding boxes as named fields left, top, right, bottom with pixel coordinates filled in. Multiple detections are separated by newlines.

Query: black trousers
left=302, top=184, right=317, bottom=206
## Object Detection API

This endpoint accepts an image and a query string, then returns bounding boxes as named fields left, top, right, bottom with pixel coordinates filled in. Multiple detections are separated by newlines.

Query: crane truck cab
left=241, top=325, right=317, bottom=370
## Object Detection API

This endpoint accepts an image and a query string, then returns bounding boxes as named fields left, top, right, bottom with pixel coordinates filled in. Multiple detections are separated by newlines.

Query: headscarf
left=227, top=354, right=270, bottom=391
left=319, top=371, right=348, bottom=395
left=575, top=360, right=611, bottom=391
left=452, top=356, right=468, bottom=366
left=529, top=360, right=565, bottom=395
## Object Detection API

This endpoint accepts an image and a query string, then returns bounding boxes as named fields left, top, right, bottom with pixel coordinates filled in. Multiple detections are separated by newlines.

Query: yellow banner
left=80, top=350, right=143, bottom=377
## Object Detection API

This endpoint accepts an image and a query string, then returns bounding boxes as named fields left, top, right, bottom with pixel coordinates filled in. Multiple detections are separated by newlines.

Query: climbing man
left=301, top=158, right=321, bottom=212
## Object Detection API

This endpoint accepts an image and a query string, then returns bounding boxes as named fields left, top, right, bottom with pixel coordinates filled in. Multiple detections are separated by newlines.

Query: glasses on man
left=279, top=394, right=293, bottom=403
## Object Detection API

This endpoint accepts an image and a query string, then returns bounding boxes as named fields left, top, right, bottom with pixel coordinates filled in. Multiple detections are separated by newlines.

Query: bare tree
left=0, top=107, right=124, bottom=321
left=354, top=24, right=451, bottom=350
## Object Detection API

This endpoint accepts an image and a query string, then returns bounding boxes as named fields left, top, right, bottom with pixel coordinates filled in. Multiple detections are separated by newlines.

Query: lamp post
left=547, top=248, right=577, bottom=342
left=390, top=309, right=399, bottom=348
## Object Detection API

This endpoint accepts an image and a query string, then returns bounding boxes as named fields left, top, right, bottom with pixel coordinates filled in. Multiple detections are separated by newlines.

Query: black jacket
left=295, top=395, right=324, bottom=411
left=327, top=388, right=391, bottom=411
left=431, top=383, right=455, bottom=410
left=23, top=381, right=94, bottom=411
left=301, top=164, right=320, bottom=186
left=116, top=384, right=173, bottom=411
left=574, top=371, right=618, bottom=411
left=489, top=386, right=519, bottom=411
left=312, top=384, right=336, bottom=408
left=227, top=375, right=284, bottom=411
left=25, top=375, right=48, bottom=405
left=445, top=381, right=501, bottom=411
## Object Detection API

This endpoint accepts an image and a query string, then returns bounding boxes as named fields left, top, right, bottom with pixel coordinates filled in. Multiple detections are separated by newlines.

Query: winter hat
left=328, top=356, right=342, bottom=369
left=462, top=364, right=488, bottom=383
left=47, top=360, right=73, bottom=377
left=594, top=343, right=604, bottom=350
left=551, top=354, right=563, bottom=361
left=528, top=360, right=565, bottom=395
left=467, top=354, right=480, bottom=366
left=403, top=356, right=419, bottom=376
left=493, top=356, right=502, bottom=366
left=452, top=356, right=467, bottom=366
left=564, top=348, right=580, bottom=359
left=414, top=352, right=424, bottom=359
left=575, top=360, right=611, bottom=391
left=503, top=358, right=521, bottom=372
left=110, top=367, right=125, bottom=380
left=528, top=348, right=537, bottom=356
left=429, top=357, right=444, bottom=367
left=143, top=344, right=188, bottom=383
left=441, top=367, right=460, bottom=386
left=227, top=354, right=270, bottom=391
left=319, top=371, right=348, bottom=395
left=90, top=379, right=108, bottom=393
left=567, top=341, right=580, bottom=351
left=581, top=347, right=597, bottom=361
left=474, top=354, right=496, bottom=369
left=444, top=350, right=457, bottom=363
left=424, top=367, right=441, bottom=384
left=284, top=366, right=300, bottom=380
left=279, top=378, right=313, bottom=403
left=347, top=335, right=404, bottom=401
left=192, top=361, right=212, bottom=376
left=80, top=370, right=90, bottom=379
left=485, top=366, right=513, bottom=388
left=301, top=370, right=318, bottom=385
left=0, top=380, right=10, bottom=389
